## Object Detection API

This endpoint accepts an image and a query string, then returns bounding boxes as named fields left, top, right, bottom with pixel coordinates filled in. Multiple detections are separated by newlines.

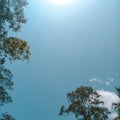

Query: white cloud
left=97, top=90, right=120, bottom=119
left=97, top=90, right=119, bottom=109
left=89, top=77, right=118, bottom=119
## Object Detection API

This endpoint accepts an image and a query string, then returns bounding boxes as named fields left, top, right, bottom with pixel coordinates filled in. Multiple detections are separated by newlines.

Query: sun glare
left=47, top=0, right=76, bottom=6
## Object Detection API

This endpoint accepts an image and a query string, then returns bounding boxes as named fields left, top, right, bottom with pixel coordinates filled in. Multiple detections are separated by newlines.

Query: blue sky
left=3, top=0, right=120, bottom=119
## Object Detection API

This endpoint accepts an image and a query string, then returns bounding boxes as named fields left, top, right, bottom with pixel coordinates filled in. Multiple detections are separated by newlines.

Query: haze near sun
left=47, top=0, right=76, bottom=6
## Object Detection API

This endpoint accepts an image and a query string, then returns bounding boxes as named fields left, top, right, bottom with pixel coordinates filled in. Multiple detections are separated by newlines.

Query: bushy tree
left=59, top=86, right=110, bottom=120
left=0, top=0, right=30, bottom=119
left=0, top=0, right=28, bottom=37
left=0, top=0, right=30, bottom=63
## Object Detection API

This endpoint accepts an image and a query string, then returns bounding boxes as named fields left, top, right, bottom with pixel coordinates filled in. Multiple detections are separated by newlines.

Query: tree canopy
left=0, top=65, right=13, bottom=106
left=0, top=0, right=28, bottom=37
left=0, top=0, right=30, bottom=63
left=0, top=0, right=29, bottom=119
left=59, top=86, right=111, bottom=120
left=0, top=113, right=15, bottom=120
left=1, top=37, right=30, bottom=62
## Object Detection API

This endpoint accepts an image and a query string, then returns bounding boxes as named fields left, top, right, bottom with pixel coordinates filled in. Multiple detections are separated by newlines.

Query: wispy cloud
left=89, top=78, right=103, bottom=83
left=105, top=77, right=114, bottom=86
left=90, top=78, right=102, bottom=82
left=89, top=77, right=114, bottom=86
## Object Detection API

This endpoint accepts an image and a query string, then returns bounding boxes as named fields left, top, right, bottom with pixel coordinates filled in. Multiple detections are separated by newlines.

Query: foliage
left=0, top=0, right=28, bottom=38
left=0, top=65, right=13, bottom=106
left=0, top=113, right=15, bottom=120
left=116, top=87, right=120, bottom=97
left=0, top=65, right=13, bottom=90
left=2, top=37, right=30, bottom=62
left=113, top=87, right=120, bottom=120
left=0, top=0, right=30, bottom=63
left=59, top=86, right=110, bottom=120
left=0, top=0, right=29, bottom=119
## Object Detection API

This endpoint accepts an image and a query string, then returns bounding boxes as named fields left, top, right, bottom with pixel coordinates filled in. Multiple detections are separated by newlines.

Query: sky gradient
left=3, top=0, right=120, bottom=120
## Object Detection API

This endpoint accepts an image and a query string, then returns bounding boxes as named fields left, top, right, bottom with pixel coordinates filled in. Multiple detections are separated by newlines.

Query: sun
left=47, top=0, right=76, bottom=6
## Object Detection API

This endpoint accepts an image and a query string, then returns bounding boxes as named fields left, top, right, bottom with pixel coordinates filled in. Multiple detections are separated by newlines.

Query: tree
left=0, top=113, right=15, bottom=120
left=0, top=0, right=30, bottom=63
left=0, top=0, right=28, bottom=37
left=2, top=37, right=30, bottom=62
left=59, top=86, right=110, bottom=120
left=0, top=0, right=30, bottom=119
left=0, top=65, right=14, bottom=106
left=112, top=87, right=120, bottom=120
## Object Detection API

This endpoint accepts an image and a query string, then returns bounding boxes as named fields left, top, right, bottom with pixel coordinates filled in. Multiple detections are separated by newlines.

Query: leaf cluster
left=0, top=65, right=13, bottom=106
left=0, top=0, right=28, bottom=39
left=0, top=0, right=29, bottom=119
left=0, top=113, right=15, bottom=120
left=59, top=86, right=110, bottom=120
left=3, top=37, right=30, bottom=61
